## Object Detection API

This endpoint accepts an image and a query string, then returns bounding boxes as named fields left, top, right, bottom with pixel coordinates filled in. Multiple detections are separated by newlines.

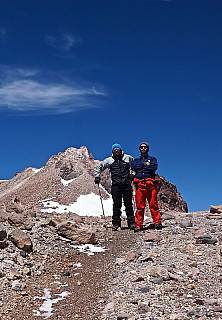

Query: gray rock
left=149, top=276, right=163, bottom=284
left=179, top=219, right=193, bottom=228
left=161, top=213, right=174, bottom=220
left=57, top=220, right=97, bottom=244
left=117, top=313, right=132, bottom=319
left=112, top=272, right=118, bottom=278
left=61, top=270, right=70, bottom=276
left=197, top=235, right=217, bottom=244
left=137, top=286, right=150, bottom=293
left=11, top=280, right=23, bottom=291
left=20, top=250, right=27, bottom=258
left=103, top=301, right=115, bottom=314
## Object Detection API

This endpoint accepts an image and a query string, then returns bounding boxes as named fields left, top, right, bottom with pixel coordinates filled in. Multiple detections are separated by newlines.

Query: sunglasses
left=113, top=148, right=120, bottom=151
left=140, top=146, right=147, bottom=149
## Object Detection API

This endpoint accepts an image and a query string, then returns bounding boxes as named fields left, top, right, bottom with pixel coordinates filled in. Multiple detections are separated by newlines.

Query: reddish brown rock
left=143, top=232, right=161, bottom=243
left=210, top=205, right=222, bottom=214
left=8, top=213, right=34, bottom=230
left=126, top=251, right=139, bottom=263
left=8, top=229, right=32, bottom=251
left=149, top=266, right=170, bottom=280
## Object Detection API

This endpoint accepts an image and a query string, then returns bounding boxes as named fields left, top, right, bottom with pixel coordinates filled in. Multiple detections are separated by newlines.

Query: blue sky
left=0, top=1, right=221, bottom=212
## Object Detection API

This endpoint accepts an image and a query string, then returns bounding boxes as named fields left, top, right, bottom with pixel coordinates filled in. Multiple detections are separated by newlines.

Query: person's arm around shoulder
left=94, top=157, right=112, bottom=184
left=124, top=154, right=134, bottom=165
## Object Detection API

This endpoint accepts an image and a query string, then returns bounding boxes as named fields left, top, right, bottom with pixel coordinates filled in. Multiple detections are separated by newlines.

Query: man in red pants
left=131, top=142, right=162, bottom=231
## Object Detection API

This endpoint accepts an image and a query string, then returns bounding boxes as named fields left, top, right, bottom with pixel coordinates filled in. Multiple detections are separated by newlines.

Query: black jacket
left=95, top=152, right=134, bottom=185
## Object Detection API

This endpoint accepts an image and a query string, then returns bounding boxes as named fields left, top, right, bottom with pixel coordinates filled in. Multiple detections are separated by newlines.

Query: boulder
left=8, top=229, right=32, bottom=251
left=179, top=219, right=193, bottom=228
left=8, top=213, right=34, bottom=230
left=57, top=220, right=97, bottom=244
left=210, top=205, right=222, bottom=214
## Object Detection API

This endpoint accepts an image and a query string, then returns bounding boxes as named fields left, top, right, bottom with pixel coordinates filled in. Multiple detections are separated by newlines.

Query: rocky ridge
left=0, top=146, right=188, bottom=213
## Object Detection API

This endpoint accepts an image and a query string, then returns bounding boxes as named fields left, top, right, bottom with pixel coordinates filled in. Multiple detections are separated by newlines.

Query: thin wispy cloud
left=45, top=32, right=81, bottom=52
left=0, top=27, right=7, bottom=41
left=0, top=65, right=40, bottom=79
left=0, top=67, right=106, bottom=114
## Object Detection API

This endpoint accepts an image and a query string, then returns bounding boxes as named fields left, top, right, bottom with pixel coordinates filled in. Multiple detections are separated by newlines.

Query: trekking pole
left=98, top=185, right=107, bottom=229
left=131, top=182, right=136, bottom=213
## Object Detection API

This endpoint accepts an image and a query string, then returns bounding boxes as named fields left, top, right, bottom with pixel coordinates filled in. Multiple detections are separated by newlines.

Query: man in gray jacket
left=95, top=143, right=135, bottom=231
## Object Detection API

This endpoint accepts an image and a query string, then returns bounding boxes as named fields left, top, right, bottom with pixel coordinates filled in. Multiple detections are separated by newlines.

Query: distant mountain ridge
left=0, top=146, right=188, bottom=213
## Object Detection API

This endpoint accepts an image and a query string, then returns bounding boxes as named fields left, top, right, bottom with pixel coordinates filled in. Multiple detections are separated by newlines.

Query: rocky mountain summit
left=3, top=146, right=217, bottom=320
left=0, top=146, right=188, bottom=213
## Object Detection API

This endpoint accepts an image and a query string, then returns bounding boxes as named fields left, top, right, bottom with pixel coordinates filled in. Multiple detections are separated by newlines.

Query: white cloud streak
left=0, top=67, right=106, bottom=114
left=45, top=32, right=81, bottom=51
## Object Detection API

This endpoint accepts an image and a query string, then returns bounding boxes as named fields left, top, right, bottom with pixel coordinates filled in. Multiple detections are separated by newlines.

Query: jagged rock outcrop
left=0, top=146, right=188, bottom=213
left=156, top=175, right=188, bottom=212
left=210, top=205, right=222, bottom=214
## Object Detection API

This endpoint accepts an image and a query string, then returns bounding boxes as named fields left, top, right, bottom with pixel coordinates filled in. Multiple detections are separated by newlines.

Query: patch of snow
left=73, top=262, right=82, bottom=268
left=61, top=178, right=75, bottom=186
left=72, top=244, right=108, bottom=256
left=32, top=168, right=42, bottom=174
left=33, top=288, right=70, bottom=319
left=41, top=192, right=118, bottom=217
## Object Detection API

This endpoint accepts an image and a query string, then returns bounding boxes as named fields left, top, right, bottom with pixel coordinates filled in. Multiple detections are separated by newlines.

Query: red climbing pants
left=134, top=178, right=161, bottom=228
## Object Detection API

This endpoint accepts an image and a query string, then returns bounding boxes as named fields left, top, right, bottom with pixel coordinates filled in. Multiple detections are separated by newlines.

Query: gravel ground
left=0, top=219, right=138, bottom=320
left=1, top=211, right=222, bottom=320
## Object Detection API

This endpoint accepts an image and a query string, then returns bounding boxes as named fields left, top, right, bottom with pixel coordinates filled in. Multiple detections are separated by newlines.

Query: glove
left=95, top=177, right=101, bottom=184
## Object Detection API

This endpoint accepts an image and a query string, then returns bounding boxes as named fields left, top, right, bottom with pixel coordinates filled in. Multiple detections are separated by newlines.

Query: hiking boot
left=134, top=227, right=143, bottom=233
left=155, top=224, right=162, bottom=230
left=112, top=226, right=119, bottom=231
left=129, top=224, right=136, bottom=230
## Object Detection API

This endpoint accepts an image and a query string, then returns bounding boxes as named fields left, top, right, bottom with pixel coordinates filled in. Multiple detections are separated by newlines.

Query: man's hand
left=95, top=177, right=101, bottom=184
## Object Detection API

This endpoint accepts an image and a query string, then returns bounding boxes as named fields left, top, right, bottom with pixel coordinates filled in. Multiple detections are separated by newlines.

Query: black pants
left=111, top=184, right=135, bottom=227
